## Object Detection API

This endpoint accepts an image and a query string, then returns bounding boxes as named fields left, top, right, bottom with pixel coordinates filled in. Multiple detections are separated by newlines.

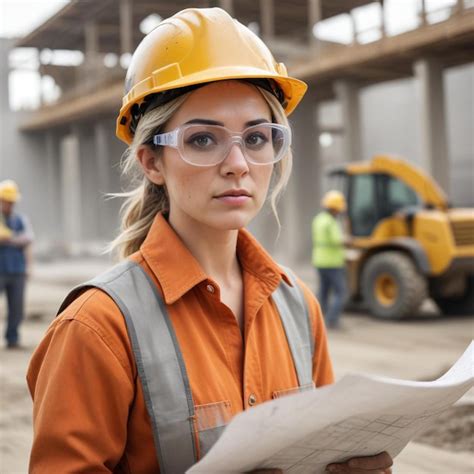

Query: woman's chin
left=210, top=211, right=255, bottom=231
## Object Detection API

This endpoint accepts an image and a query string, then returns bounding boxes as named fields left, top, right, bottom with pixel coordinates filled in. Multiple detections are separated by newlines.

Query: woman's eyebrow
left=245, top=118, right=271, bottom=126
left=185, top=118, right=224, bottom=126
left=184, top=118, right=271, bottom=127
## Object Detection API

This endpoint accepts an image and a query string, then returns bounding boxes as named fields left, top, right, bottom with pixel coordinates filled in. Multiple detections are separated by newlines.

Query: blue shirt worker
left=312, top=190, right=348, bottom=329
left=0, top=180, right=34, bottom=349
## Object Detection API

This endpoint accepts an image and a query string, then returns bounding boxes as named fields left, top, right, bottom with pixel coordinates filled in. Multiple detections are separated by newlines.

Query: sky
left=0, top=0, right=69, bottom=39
left=0, top=0, right=461, bottom=110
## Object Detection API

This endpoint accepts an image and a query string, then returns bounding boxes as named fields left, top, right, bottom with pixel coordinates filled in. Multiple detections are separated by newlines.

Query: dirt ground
left=0, top=258, right=473, bottom=473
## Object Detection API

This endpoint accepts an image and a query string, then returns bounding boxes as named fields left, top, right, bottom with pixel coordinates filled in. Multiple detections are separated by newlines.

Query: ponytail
left=107, top=95, right=189, bottom=258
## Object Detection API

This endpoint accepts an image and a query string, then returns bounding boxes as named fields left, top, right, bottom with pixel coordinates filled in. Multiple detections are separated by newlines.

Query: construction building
left=1, top=0, right=473, bottom=262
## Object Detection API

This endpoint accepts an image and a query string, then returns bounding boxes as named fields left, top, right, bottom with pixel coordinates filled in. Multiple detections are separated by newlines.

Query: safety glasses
left=152, top=123, right=291, bottom=167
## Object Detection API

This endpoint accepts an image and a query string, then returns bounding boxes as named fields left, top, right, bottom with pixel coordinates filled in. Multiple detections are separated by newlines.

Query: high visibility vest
left=58, top=260, right=315, bottom=473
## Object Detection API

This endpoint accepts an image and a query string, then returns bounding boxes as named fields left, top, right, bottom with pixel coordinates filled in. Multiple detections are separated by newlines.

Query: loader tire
left=361, top=251, right=427, bottom=320
left=433, top=275, right=474, bottom=316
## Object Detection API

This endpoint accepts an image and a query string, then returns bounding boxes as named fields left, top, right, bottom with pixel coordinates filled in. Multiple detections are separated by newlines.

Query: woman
left=27, top=7, right=392, bottom=474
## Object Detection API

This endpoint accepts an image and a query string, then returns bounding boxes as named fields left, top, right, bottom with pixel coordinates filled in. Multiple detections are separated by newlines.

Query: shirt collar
left=140, top=213, right=290, bottom=304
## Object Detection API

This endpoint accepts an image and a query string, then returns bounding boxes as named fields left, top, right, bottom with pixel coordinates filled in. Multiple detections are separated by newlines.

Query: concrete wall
left=1, top=39, right=125, bottom=256
left=360, top=63, right=473, bottom=206
left=445, top=64, right=474, bottom=207
left=0, top=39, right=57, bottom=254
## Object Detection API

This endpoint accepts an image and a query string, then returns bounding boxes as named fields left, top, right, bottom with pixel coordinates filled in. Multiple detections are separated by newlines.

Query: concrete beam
left=18, top=81, right=123, bottom=131
left=292, top=11, right=474, bottom=81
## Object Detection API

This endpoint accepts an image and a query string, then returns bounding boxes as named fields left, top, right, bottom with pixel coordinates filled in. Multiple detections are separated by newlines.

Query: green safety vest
left=312, top=210, right=345, bottom=268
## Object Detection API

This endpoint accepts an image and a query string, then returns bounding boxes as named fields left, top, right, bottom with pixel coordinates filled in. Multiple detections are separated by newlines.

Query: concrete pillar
left=45, top=132, right=61, bottom=238
left=379, top=0, right=386, bottom=38
left=260, top=0, right=275, bottom=41
left=120, top=0, right=133, bottom=54
left=84, top=20, right=99, bottom=86
left=94, top=121, right=111, bottom=238
left=456, top=0, right=465, bottom=13
left=280, top=87, right=321, bottom=264
left=420, top=0, right=428, bottom=26
left=219, top=0, right=234, bottom=15
left=414, top=58, right=449, bottom=193
left=85, top=21, right=99, bottom=57
left=334, top=80, right=362, bottom=162
left=349, top=12, right=358, bottom=44
left=308, top=0, right=322, bottom=49
left=60, top=132, right=82, bottom=255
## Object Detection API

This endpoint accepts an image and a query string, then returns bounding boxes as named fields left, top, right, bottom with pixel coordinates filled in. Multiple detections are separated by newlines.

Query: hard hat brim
left=116, top=68, right=307, bottom=145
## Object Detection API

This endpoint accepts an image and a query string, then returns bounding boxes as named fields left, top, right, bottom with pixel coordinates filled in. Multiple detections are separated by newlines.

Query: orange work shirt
left=27, top=213, right=334, bottom=473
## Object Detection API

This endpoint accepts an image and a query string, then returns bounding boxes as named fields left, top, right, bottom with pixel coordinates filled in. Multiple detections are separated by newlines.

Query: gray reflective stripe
left=58, top=260, right=197, bottom=474
left=273, top=267, right=314, bottom=387
left=58, top=261, right=315, bottom=471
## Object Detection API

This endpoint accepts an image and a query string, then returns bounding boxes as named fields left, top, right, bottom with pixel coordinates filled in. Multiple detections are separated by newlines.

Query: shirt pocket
left=272, top=382, right=316, bottom=399
left=194, top=400, right=233, bottom=458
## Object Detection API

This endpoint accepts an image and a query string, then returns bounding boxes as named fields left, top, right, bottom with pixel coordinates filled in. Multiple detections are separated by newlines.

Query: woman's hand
left=247, top=452, right=392, bottom=474
left=326, top=451, right=393, bottom=473
left=248, top=470, right=282, bottom=473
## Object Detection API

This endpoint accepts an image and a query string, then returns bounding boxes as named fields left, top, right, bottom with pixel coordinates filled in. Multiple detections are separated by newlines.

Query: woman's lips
left=214, top=190, right=251, bottom=205
left=215, top=195, right=251, bottom=205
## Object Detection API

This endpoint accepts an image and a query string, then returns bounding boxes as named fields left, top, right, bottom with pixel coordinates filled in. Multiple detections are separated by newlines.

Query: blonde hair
left=108, top=84, right=293, bottom=259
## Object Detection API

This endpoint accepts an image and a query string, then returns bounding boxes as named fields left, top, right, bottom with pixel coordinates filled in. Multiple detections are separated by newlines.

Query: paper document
left=188, top=342, right=473, bottom=473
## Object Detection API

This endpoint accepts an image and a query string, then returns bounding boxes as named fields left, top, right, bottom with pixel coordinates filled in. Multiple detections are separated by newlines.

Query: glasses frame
left=151, top=123, right=291, bottom=167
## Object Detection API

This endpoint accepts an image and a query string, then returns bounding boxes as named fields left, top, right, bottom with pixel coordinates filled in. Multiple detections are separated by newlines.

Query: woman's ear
left=136, top=145, right=165, bottom=185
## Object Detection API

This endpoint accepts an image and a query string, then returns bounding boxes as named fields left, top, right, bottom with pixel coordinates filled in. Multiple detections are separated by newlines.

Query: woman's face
left=150, top=81, right=275, bottom=234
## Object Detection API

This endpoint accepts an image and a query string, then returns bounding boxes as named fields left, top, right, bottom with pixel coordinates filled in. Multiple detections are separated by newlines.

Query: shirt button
left=206, top=284, right=215, bottom=294
left=248, top=394, right=257, bottom=406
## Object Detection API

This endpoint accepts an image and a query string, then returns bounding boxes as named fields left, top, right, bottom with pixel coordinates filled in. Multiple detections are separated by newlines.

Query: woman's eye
left=245, top=133, right=268, bottom=147
left=188, top=134, right=216, bottom=148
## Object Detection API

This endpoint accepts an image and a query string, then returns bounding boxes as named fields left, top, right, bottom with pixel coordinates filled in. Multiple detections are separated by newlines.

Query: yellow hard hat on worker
left=0, top=180, right=21, bottom=203
left=116, top=7, right=308, bottom=144
left=322, top=190, right=347, bottom=212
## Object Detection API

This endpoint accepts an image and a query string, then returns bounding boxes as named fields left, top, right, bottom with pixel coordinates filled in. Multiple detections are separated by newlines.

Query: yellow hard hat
left=116, top=7, right=308, bottom=144
left=322, top=190, right=347, bottom=212
left=0, top=180, right=21, bottom=203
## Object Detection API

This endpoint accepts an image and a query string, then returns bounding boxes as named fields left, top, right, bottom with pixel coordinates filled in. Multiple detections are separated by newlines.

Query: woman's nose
left=220, top=143, right=250, bottom=176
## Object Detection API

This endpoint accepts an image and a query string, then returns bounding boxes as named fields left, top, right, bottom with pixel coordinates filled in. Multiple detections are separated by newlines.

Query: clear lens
left=181, top=125, right=228, bottom=166
left=178, top=124, right=289, bottom=166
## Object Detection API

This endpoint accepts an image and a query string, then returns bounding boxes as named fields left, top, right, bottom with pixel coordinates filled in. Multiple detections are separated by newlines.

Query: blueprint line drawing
left=188, top=341, right=473, bottom=474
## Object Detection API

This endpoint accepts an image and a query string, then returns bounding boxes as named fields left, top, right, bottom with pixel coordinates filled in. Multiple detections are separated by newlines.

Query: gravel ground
left=414, top=405, right=474, bottom=452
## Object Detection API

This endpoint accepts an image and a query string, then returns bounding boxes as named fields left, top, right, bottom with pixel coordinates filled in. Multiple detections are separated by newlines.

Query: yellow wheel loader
left=328, top=155, right=474, bottom=319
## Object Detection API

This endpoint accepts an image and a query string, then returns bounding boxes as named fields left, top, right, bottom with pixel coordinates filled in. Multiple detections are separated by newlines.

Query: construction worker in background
left=27, top=8, right=392, bottom=474
left=0, top=180, right=34, bottom=349
left=312, top=190, right=348, bottom=329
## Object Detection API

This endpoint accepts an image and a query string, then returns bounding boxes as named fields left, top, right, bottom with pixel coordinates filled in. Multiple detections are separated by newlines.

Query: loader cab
left=328, top=170, right=420, bottom=237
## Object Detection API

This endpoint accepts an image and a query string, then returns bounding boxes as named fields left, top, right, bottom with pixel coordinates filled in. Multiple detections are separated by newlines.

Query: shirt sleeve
left=10, top=214, right=34, bottom=247
left=297, top=279, right=335, bottom=387
left=26, top=290, right=135, bottom=473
